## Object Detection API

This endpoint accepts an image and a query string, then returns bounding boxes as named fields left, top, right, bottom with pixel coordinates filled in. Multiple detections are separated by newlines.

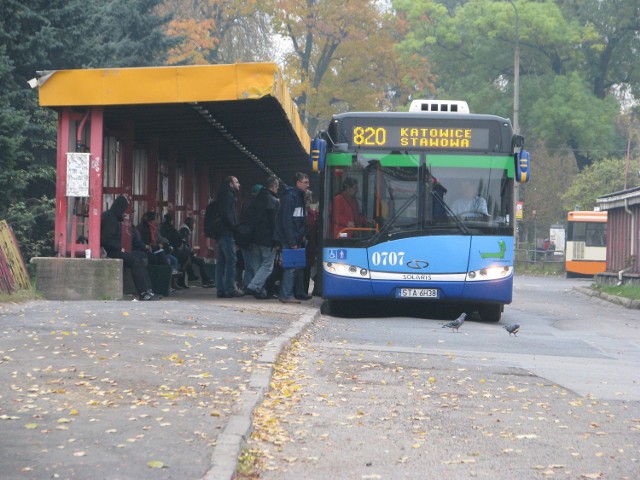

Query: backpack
left=204, top=200, right=223, bottom=239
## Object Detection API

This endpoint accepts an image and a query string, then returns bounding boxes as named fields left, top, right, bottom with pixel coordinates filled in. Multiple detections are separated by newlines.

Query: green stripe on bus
left=326, top=153, right=353, bottom=166
left=366, top=154, right=420, bottom=166
left=427, top=154, right=514, bottom=176
left=326, top=153, right=514, bottom=176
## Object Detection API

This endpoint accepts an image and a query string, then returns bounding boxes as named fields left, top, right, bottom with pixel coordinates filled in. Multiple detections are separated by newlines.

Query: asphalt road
left=0, top=292, right=319, bottom=480
left=243, top=275, right=640, bottom=479
left=1, top=276, right=638, bottom=480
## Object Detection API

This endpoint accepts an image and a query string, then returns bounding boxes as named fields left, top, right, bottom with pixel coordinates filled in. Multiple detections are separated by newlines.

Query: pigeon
left=503, top=323, right=520, bottom=336
left=442, top=313, right=466, bottom=332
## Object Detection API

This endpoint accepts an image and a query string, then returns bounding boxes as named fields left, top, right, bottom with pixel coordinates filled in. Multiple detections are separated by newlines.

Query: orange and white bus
left=565, top=210, right=607, bottom=277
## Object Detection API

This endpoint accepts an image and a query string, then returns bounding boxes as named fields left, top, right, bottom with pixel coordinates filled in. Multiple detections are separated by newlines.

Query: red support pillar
left=87, top=107, right=104, bottom=258
left=167, top=150, right=177, bottom=218
left=55, top=108, right=71, bottom=256
left=198, top=165, right=210, bottom=257
left=184, top=158, right=196, bottom=252
left=147, top=137, right=159, bottom=214
left=185, top=158, right=195, bottom=215
left=120, top=121, right=134, bottom=251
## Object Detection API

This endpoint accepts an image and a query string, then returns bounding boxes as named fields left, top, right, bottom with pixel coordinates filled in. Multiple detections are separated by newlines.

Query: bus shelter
left=35, top=63, right=310, bottom=260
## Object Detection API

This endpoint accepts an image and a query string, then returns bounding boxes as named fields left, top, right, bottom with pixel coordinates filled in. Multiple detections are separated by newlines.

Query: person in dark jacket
left=178, top=217, right=214, bottom=288
left=137, top=211, right=177, bottom=270
left=273, top=172, right=309, bottom=303
left=244, top=176, right=280, bottom=299
left=215, top=176, right=244, bottom=298
left=236, top=184, right=262, bottom=290
left=100, top=196, right=159, bottom=301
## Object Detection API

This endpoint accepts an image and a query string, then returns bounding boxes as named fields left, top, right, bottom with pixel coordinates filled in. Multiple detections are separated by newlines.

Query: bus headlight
left=324, top=262, right=370, bottom=278
left=465, top=266, right=512, bottom=281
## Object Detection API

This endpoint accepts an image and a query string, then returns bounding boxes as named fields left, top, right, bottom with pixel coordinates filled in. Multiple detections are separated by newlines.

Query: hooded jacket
left=101, top=196, right=128, bottom=255
left=274, top=186, right=307, bottom=247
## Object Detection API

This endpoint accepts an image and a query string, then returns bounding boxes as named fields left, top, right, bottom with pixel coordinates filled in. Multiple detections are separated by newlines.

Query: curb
left=574, top=286, right=640, bottom=309
left=202, top=307, right=321, bottom=480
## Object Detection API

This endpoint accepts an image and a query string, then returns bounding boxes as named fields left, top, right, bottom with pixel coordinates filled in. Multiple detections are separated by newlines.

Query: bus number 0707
left=371, top=251, right=404, bottom=266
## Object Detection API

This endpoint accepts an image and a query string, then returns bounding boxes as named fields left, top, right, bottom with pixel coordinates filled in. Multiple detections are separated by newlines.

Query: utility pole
left=509, top=0, right=519, bottom=136
left=509, top=1, right=521, bottom=244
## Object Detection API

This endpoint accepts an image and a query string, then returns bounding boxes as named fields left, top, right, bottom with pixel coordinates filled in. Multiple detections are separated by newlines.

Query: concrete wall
left=595, top=271, right=640, bottom=286
left=31, top=258, right=123, bottom=300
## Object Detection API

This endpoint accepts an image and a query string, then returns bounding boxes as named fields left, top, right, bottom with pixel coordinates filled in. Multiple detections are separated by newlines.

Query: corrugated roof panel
left=36, top=63, right=311, bottom=184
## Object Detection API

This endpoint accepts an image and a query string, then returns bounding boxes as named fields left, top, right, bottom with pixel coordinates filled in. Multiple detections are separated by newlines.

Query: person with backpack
left=243, top=176, right=280, bottom=299
left=211, top=176, right=245, bottom=298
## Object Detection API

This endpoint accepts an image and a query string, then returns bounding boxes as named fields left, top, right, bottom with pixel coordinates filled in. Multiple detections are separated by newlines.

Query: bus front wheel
left=478, top=304, right=502, bottom=322
left=321, top=299, right=349, bottom=317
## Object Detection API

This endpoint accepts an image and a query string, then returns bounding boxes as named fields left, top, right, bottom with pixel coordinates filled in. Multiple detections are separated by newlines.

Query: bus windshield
left=324, top=151, right=513, bottom=244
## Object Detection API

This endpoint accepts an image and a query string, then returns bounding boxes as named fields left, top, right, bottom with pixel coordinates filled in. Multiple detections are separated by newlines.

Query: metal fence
left=514, top=247, right=565, bottom=274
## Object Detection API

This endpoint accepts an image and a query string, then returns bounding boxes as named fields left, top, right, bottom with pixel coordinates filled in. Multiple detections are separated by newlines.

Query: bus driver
left=331, top=177, right=371, bottom=238
left=451, top=179, right=489, bottom=219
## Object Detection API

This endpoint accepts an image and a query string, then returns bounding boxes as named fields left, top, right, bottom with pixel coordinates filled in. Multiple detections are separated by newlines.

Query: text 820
left=353, top=126, right=387, bottom=146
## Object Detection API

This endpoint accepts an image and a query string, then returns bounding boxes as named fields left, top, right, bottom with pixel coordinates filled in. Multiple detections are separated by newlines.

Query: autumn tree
left=159, top=0, right=274, bottom=65
left=266, top=0, right=434, bottom=135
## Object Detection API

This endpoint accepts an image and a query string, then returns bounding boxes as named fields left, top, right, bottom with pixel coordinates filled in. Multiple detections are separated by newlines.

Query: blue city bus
left=310, top=100, right=530, bottom=321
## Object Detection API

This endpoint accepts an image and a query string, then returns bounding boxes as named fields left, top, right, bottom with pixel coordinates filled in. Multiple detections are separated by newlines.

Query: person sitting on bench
left=101, top=196, right=160, bottom=301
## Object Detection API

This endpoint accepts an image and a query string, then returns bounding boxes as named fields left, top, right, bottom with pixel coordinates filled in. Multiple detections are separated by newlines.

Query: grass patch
left=235, top=447, right=262, bottom=479
left=0, top=287, right=41, bottom=303
left=594, top=284, right=640, bottom=301
left=515, top=262, right=565, bottom=275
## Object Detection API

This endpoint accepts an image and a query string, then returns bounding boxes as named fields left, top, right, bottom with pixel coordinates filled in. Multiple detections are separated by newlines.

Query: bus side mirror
left=515, top=149, right=531, bottom=183
left=310, top=138, right=327, bottom=172
left=512, top=134, right=524, bottom=149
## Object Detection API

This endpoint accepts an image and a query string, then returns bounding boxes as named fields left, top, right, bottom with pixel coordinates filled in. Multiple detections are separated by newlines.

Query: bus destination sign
left=352, top=126, right=489, bottom=149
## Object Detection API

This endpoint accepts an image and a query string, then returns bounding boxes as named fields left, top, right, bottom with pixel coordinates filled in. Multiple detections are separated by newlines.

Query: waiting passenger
left=243, top=176, right=280, bottom=299
left=100, top=196, right=159, bottom=301
left=138, top=211, right=178, bottom=270
left=178, top=217, right=214, bottom=288
left=214, top=176, right=245, bottom=298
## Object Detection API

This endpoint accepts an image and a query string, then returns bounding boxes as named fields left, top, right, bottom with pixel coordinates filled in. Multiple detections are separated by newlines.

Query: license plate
left=397, top=288, right=438, bottom=299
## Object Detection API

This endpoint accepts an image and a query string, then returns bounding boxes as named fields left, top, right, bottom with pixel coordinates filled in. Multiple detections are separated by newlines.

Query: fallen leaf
left=147, top=460, right=168, bottom=469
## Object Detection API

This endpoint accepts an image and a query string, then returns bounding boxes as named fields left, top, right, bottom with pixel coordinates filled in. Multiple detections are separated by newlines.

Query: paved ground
left=1, top=282, right=638, bottom=480
left=240, top=280, right=640, bottom=480
left=244, top=322, right=640, bottom=480
left=0, top=287, right=320, bottom=480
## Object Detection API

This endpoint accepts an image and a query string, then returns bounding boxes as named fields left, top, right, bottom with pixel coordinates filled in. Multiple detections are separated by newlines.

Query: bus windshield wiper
left=431, top=190, right=471, bottom=235
left=368, top=194, right=417, bottom=245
